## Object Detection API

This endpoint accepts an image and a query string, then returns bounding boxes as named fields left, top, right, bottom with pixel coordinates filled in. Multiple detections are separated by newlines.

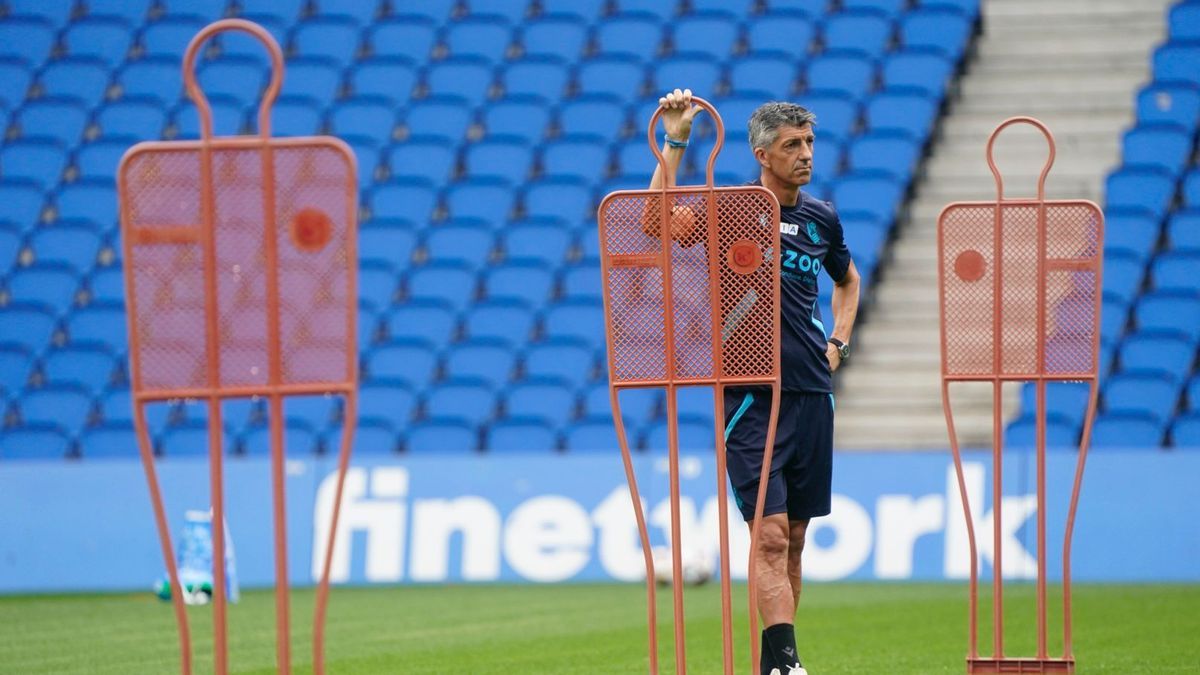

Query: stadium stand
left=0, top=0, right=981, bottom=458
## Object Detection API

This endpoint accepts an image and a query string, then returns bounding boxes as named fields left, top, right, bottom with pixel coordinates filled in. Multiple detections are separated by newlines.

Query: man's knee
left=788, top=520, right=809, bottom=562
left=755, top=517, right=791, bottom=564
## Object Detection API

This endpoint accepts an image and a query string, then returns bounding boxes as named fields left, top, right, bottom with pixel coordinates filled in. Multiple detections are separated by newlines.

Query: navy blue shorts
left=723, top=389, right=834, bottom=522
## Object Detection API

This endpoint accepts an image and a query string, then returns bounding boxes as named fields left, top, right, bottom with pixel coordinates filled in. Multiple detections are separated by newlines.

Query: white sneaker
left=768, top=666, right=808, bottom=675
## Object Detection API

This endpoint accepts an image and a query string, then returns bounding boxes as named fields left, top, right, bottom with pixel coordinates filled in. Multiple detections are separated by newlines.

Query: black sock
left=764, top=623, right=802, bottom=672
left=760, top=629, right=776, bottom=675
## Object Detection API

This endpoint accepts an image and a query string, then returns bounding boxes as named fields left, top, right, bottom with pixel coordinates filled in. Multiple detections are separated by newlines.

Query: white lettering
left=944, top=463, right=1039, bottom=579
left=591, top=487, right=647, bottom=581
left=312, top=467, right=407, bottom=583
left=875, top=493, right=945, bottom=578
left=504, top=496, right=593, bottom=582
left=804, top=495, right=872, bottom=580
left=409, top=497, right=501, bottom=581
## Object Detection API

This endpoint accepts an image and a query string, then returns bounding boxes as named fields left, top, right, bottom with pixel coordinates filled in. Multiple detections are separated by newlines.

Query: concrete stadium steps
left=833, top=0, right=1173, bottom=450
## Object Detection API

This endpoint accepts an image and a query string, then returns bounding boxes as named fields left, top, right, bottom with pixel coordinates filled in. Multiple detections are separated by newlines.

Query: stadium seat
left=282, top=394, right=343, bottom=431
left=824, top=10, right=894, bottom=60
left=520, top=14, right=588, bottom=60
left=291, top=17, right=362, bottom=66
left=613, top=0, right=678, bottom=21
left=160, top=421, right=235, bottom=458
left=358, top=260, right=399, bottom=309
left=502, top=218, right=573, bottom=264
left=406, top=419, right=479, bottom=453
left=1169, top=1, right=1200, bottom=40
left=596, top=14, right=664, bottom=61
left=81, top=424, right=140, bottom=459
left=1135, top=292, right=1200, bottom=342
left=334, top=419, right=397, bottom=454
left=0, top=345, right=32, bottom=392
left=501, top=57, right=570, bottom=101
left=1137, top=82, right=1200, bottom=129
left=523, top=338, right=596, bottom=387
left=831, top=172, right=903, bottom=225
left=197, top=57, right=267, bottom=108
left=561, top=261, right=602, bottom=302
left=393, top=0, right=459, bottom=24
left=443, top=339, right=515, bottom=386
left=423, top=225, right=495, bottom=267
left=541, top=136, right=611, bottom=183
left=96, top=98, right=169, bottom=141
left=19, top=385, right=94, bottom=436
left=37, top=58, right=112, bottom=109
left=425, top=57, right=495, bottom=107
left=0, top=225, right=18, bottom=271
left=331, top=96, right=398, bottom=146
left=444, top=179, right=516, bottom=226
left=464, top=137, right=534, bottom=183
left=115, top=57, right=181, bottom=104
left=807, top=51, right=878, bottom=100
left=1153, top=41, right=1200, bottom=86
left=900, top=8, right=971, bottom=60
left=564, top=416, right=623, bottom=452
left=643, top=419, right=714, bottom=452
left=0, top=425, right=73, bottom=460
left=1091, top=412, right=1165, bottom=449
left=172, top=95, right=245, bottom=138
left=540, top=0, right=607, bottom=21
left=358, top=221, right=417, bottom=269
left=463, top=299, right=536, bottom=344
left=240, top=423, right=320, bottom=456
left=866, top=90, right=937, bottom=138
left=504, top=378, right=576, bottom=427
left=1005, top=415, right=1079, bottom=450
left=384, top=300, right=457, bottom=344
left=1104, top=373, right=1181, bottom=423
left=484, top=261, right=555, bottom=303
left=1184, top=170, right=1200, bottom=210
left=1018, top=381, right=1095, bottom=429
left=882, top=48, right=953, bottom=99
left=1122, top=123, right=1192, bottom=176
left=407, top=262, right=479, bottom=309
left=402, top=95, right=475, bottom=143
left=848, top=131, right=921, bottom=182
left=370, top=180, right=438, bottom=224
left=577, top=56, right=648, bottom=102
left=13, top=99, right=91, bottom=147
left=6, top=263, right=81, bottom=312
left=1168, top=210, right=1200, bottom=253
left=466, top=0, right=533, bottom=23
left=358, top=379, right=417, bottom=430
left=844, top=0, right=907, bottom=18
left=483, top=96, right=551, bottom=143
left=1103, top=210, right=1159, bottom=261
left=556, top=95, right=627, bottom=141
left=728, top=55, right=798, bottom=98
left=672, top=12, right=740, bottom=59
left=1151, top=252, right=1200, bottom=295
left=97, top=387, right=172, bottom=432
left=0, top=59, right=32, bottom=110
left=746, top=11, right=815, bottom=58
left=40, top=345, right=119, bottom=393
left=424, top=378, right=497, bottom=426
left=651, top=54, right=723, bottom=100
left=27, top=225, right=103, bottom=270
left=86, top=268, right=125, bottom=305
left=365, top=338, right=438, bottom=387
left=0, top=17, right=55, bottom=64
left=1100, top=252, right=1145, bottom=306
left=487, top=418, right=559, bottom=452
left=64, top=18, right=133, bottom=66
left=368, top=17, right=438, bottom=62
left=444, top=17, right=513, bottom=62
left=543, top=298, right=605, bottom=344
left=1, top=139, right=67, bottom=188
left=238, top=0, right=305, bottom=23
left=1119, top=333, right=1195, bottom=382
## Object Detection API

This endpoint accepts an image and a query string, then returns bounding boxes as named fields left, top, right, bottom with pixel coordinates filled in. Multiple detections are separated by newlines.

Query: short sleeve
left=823, top=206, right=852, bottom=283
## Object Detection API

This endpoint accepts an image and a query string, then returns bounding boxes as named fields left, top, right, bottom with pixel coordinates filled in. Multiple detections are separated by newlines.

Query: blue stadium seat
left=807, top=50, right=877, bottom=100
left=87, top=0, right=154, bottom=23
left=86, top=267, right=125, bottom=306
left=1101, top=252, right=1145, bottom=306
left=443, top=339, right=515, bottom=386
left=160, top=420, right=236, bottom=458
left=1103, top=209, right=1158, bottom=261
left=197, top=57, right=268, bottom=109
left=358, top=260, right=399, bottom=309
left=1173, top=413, right=1200, bottom=447
left=1169, top=1, right=1200, bottom=40
left=464, top=136, right=533, bottom=182
left=350, top=57, right=418, bottom=106
left=1105, top=166, right=1177, bottom=219
left=675, top=385, right=715, bottom=422
left=139, top=16, right=205, bottom=60
left=424, top=378, right=497, bottom=426
left=394, top=0, right=459, bottom=23
left=543, top=298, right=605, bottom=344
left=745, top=11, right=814, bottom=58
left=0, top=18, right=56, bottom=64
left=866, top=89, right=937, bottom=139
left=358, top=379, right=417, bottom=430
left=0, top=345, right=32, bottom=392
left=1, top=138, right=66, bottom=188
left=237, top=0, right=305, bottom=23
left=115, top=57, right=180, bottom=104
left=264, top=95, right=323, bottom=136
left=1105, top=373, right=1181, bottom=423
left=1188, top=376, right=1200, bottom=413
left=407, top=262, right=479, bottom=309
left=848, top=131, right=920, bottom=182
left=464, top=299, right=536, bottom=344
left=19, top=384, right=94, bottom=436
left=1152, top=252, right=1200, bottom=295
left=1135, top=292, right=1200, bottom=342
left=1004, top=415, right=1078, bottom=450
left=402, top=95, right=475, bottom=142
left=359, top=221, right=417, bottom=269
left=844, top=0, right=906, bottom=17
left=64, top=18, right=133, bottom=66
left=1018, top=381, right=1094, bottom=430
left=824, top=10, right=894, bottom=60
left=291, top=17, right=362, bottom=66
left=482, top=96, right=550, bottom=144
left=370, top=179, right=437, bottom=224
left=672, top=12, right=740, bottom=59
left=651, top=54, right=723, bottom=100
left=40, top=345, right=118, bottom=393
left=97, top=387, right=172, bottom=431
left=503, top=218, right=573, bottom=264
left=484, top=260, right=555, bottom=303
left=96, top=98, right=168, bottom=141
left=523, top=179, right=593, bottom=226
left=81, top=423, right=140, bottom=459
left=585, top=381, right=663, bottom=423
left=345, top=134, right=384, bottom=187
left=172, top=95, right=245, bottom=138
left=0, top=425, right=72, bottom=460
left=331, top=419, right=397, bottom=454
left=222, top=398, right=263, bottom=433
left=901, top=8, right=971, bottom=60
left=487, top=418, right=559, bottom=452
left=6, top=262, right=81, bottom=312
left=541, top=136, right=611, bottom=183
left=524, top=338, right=596, bottom=387
left=540, top=0, right=606, bottom=20
left=0, top=180, right=45, bottom=230
left=52, top=186, right=116, bottom=233
left=1091, top=412, right=1164, bottom=449
left=1153, top=41, right=1200, bottom=87
left=240, top=424, right=320, bottom=456
left=444, top=179, right=516, bottom=226
left=832, top=172, right=902, bottom=225
left=331, top=96, right=398, bottom=146
left=564, top=416, right=623, bottom=452
left=0, top=59, right=32, bottom=110
left=882, top=48, right=953, bottom=99
left=1137, top=82, right=1200, bottom=129
left=561, top=261, right=602, bottom=302
left=406, top=419, right=478, bottom=453
left=388, top=137, right=459, bottom=185
left=37, top=58, right=112, bottom=109
left=384, top=299, right=457, bottom=344
left=613, top=0, right=678, bottom=21
left=368, top=17, right=438, bottom=62
left=1119, top=333, right=1195, bottom=383
left=0, top=224, right=18, bottom=270
left=577, top=56, right=647, bottom=102
left=282, top=394, right=342, bottom=431
left=366, top=338, right=439, bottom=388
left=425, top=57, right=495, bottom=107
left=13, top=99, right=90, bottom=147
left=520, top=14, right=587, bottom=61
left=503, top=378, right=576, bottom=427
left=444, top=17, right=513, bottom=62
left=501, top=56, right=569, bottom=101
left=423, top=224, right=495, bottom=267
left=557, top=95, right=627, bottom=140
left=466, top=0, right=533, bottom=23
left=75, top=140, right=131, bottom=183
left=6, top=0, right=74, bottom=23
left=728, top=55, right=797, bottom=98
left=1184, top=169, right=1200, bottom=210
left=275, top=56, right=341, bottom=108
left=643, top=419, right=713, bottom=452
left=1168, top=210, right=1200, bottom=253
left=596, top=14, right=664, bottom=61
left=1123, top=123, right=1192, bottom=176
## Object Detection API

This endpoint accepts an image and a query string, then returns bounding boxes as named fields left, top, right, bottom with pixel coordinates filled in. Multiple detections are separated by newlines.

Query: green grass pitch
left=0, top=582, right=1196, bottom=673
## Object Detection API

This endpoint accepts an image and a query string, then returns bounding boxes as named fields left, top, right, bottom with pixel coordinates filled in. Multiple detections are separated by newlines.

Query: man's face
left=755, top=123, right=814, bottom=187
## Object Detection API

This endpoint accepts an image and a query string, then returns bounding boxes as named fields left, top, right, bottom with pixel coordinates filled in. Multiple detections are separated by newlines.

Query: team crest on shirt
left=780, top=222, right=799, bottom=235
left=806, top=221, right=821, bottom=244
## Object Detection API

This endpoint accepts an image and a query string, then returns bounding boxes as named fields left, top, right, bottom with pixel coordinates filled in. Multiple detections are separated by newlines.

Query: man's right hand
left=659, top=88, right=702, bottom=143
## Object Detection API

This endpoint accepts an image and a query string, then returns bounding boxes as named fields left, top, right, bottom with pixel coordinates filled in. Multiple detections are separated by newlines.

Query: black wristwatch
left=828, top=337, right=850, bottom=361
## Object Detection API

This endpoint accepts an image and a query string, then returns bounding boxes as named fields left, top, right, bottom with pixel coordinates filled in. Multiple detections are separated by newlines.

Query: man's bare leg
left=788, top=519, right=809, bottom=609
left=753, top=513, right=805, bottom=673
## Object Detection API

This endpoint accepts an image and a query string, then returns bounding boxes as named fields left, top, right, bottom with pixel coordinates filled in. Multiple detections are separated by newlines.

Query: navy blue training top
left=743, top=184, right=853, bottom=393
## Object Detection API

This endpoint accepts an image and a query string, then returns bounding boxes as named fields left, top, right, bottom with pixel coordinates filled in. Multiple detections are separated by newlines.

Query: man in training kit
left=648, top=88, right=861, bottom=675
